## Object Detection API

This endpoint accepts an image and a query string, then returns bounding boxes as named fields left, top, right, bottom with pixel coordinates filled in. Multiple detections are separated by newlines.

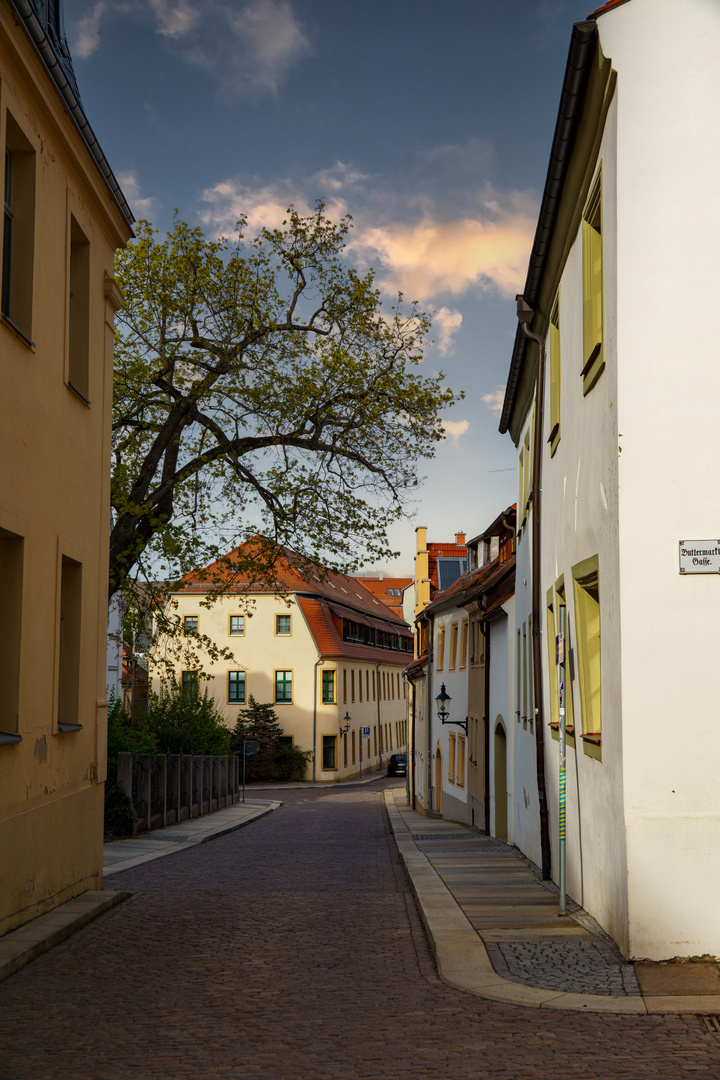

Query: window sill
left=579, top=732, right=601, bottom=745
left=67, top=380, right=91, bottom=406
left=0, top=731, right=22, bottom=745
left=58, top=722, right=83, bottom=733
left=1, top=312, right=35, bottom=348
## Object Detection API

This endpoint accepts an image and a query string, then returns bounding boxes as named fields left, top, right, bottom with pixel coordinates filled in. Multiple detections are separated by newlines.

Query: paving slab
left=384, top=789, right=718, bottom=1016
left=103, top=798, right=281, bottom=876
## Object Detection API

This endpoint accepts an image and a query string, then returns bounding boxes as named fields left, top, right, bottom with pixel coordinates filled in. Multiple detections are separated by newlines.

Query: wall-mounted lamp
left=435, top=682, right=467, bottom=734
left=339, top=711, right=352, bottom=736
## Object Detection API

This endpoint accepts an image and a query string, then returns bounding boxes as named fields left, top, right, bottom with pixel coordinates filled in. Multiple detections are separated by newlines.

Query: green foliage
left=144, top=683, right=232, bottom=755
left=107, top=691, right=158, bottom=758
left=106, top=685, right=230, bottom=757
left=231, top=696, right=287, bottom=781
left=104, top=783, right=137, bottom=838
left=274, top=742, right=313, bottom=782
left=110, top=205, right=460, bottom=616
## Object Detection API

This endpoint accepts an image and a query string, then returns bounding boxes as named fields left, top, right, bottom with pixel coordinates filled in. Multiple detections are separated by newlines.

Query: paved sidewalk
left=103, top=798, right=281, bottom=876
left=385, top=789, right=720, bottom=1015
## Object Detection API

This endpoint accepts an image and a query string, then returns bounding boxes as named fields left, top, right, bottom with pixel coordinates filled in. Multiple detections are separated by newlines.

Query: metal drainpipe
left=312, top=657, right=322, bottom=782
left=518, top=299, right=552, bottom=880
left=422, top=610, right=434, bottom=814
left=480, top=618, right=491, bottom=836
left=402, top=673, right=411, bottom=805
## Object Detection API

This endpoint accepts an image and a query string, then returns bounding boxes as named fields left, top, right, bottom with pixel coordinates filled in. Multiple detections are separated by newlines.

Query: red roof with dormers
left=177, top=538, right=412, bottom=663
left=352, top=575, right=412, bottom=619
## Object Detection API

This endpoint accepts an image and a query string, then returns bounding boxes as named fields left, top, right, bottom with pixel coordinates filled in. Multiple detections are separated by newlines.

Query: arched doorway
left=434, top=744, right=443, bottom=814
left=493, top=720, right=508, bottom=839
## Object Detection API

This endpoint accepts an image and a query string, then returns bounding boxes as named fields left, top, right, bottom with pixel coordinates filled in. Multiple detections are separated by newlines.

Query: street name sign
left=679, top=541, right=720, bottom=574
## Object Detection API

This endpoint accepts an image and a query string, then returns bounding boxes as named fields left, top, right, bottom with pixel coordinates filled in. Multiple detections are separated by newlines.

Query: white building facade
left=500, top=0, right=720, bottom=959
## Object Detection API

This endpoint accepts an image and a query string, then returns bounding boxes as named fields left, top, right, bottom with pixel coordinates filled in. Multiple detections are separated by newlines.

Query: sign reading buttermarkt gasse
left=679, top=541, right=720, bottom=574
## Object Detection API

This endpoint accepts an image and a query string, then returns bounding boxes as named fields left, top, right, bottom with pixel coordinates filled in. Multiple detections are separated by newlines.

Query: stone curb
left=0, top=890, right=131, bottom=986
left=384, top=791, right=720, bottom=1015
left=103, top=801, right=281, bottom=877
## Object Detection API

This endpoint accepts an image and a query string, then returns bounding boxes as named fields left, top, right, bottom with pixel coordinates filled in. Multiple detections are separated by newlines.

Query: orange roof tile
left=297, top=597, right=411, bottom=664
left=353, top=575, right=412, bottom=619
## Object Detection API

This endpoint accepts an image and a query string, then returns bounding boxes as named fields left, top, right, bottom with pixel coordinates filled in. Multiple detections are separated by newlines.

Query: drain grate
left=412, top=832, right=478, bottom=841
left=701, top=1016, right=720, bottom=1033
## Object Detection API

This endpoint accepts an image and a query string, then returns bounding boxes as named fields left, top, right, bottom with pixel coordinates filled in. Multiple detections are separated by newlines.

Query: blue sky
left=68, top=0, right=592, bottom=571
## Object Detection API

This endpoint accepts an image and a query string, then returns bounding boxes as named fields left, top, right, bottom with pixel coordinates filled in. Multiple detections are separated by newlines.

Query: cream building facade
left=500, top=0, right=720, bottom=958
left=0, top=1, right=133, bottom=934
left=156, top=545, right=412, bottom=782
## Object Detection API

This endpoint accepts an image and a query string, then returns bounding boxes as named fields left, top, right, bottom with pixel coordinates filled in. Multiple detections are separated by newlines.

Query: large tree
left=110, top=205, right=459, bottom=604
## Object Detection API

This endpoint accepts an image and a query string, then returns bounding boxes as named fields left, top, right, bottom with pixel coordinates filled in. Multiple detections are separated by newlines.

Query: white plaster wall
left=511, top=430, right=544, bottom=867
left=599, top=0, right=720, bottom=957
left=488, top=602, right=516, bottom=845
left=430, top=606, right=469, bottom=820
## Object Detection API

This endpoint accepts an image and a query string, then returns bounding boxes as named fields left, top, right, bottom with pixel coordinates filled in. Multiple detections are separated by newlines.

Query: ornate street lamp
left=435, top=683, right=467, bottom=734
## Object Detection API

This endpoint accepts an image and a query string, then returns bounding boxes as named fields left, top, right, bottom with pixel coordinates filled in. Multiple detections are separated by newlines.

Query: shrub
left=145, top=683, right=232, bottom=755
left=104, top=783, right=137, bottom=837
left=107, top=692, right=158, bottom=758
left=274, top=742, right=313, bottom=782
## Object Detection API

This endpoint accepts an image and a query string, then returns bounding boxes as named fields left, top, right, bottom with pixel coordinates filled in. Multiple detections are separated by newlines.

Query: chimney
left=455, top=532, right=466, bottom=546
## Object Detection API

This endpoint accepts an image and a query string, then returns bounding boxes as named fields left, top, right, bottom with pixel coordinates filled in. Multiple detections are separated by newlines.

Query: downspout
left=518, top=297, right=552, bottom=880
left=479, top=618, right=491, bottom=836
left=407, top=672, right=417, bottom=809
left=312, top=657, right=321, bottom=782
left=422, top=610, right=434, bottom=813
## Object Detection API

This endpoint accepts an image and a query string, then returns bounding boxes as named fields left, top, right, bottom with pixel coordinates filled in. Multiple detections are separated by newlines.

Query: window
left=229, top=615, right=245, bottom=636
left=0, top=529, right=23, bottom=741
left=275, top=613, right=292, bottom=636
left=228, top=670, right=246, bottom=704
left=582, top=166, right=605, bottom=395
left=457, top=736, right=465, bottom=788
left=448, top=732, right=456, bottom=783
left=459, top=618, right=468, bottom=670
left=549, top=291, right=561, bottom=454
left=182, top=670, right=198, bottom=700
left=449, top=621, right=458, bottom=671
left=343, top=668, right=347, bottom=704
left=322, top=734, right=337, bottom=770
left=372, top=670, right=376, bottom=700
left=547, top=588, right=559, bottom=728
left=359, top=669, right=363, bottom=702
left=351, top=669, right=355, bottom=703
left=366, top=670, right=370, bottom=700
left=437, top=558, right=467, bottom=590
left=58, top=556, right=82, bottom=730
left=516, top=629, right=521, bottom=722
left=275, top=670, right=293, bottom=703
left=183, top=615, right=198, bottom=636
left=1, top=115, right=35, bottom=340
left=343, top=732, right=348, bottom=767
left=556, top=578, right=575, bottom=735
left=68, top=215, right=90, bottom=401
left=522, top=621, right=528, bottom=725
left=322, top=669, right=336, bottom=704
left=351, top=729, right=356, bottom=764
left=278, top=735, right=293, bottom=747
left=573, top=556, right=601, bottom=749
left=436, top=624, right=445, bottom=672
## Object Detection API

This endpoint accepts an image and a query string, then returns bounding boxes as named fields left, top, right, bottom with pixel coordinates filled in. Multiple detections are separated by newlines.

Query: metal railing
left=115, top=753, right=240, bottom=834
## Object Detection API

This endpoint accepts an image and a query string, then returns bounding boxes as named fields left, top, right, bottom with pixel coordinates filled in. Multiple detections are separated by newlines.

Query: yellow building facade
left=0, top=1, right=132, bottom=936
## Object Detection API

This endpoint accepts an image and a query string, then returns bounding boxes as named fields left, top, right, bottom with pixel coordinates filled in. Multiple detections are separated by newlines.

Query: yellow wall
left=0, top=10, right=131, bottom=935
left=156, top=592, right=409, bottom=782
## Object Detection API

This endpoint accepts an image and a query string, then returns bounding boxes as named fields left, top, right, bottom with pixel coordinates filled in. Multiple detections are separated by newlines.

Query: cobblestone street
left=1, top=781, right=720, bottom=1079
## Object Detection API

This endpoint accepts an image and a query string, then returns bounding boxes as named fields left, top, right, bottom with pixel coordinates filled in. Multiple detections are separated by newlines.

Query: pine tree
left=231, top=696, right=283, bottom=781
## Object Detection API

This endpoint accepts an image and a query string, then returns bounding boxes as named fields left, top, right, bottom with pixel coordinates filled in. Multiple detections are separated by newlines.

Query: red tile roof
left=297, top=597, right=411, bottom=664
left=178, top=538, right=409, bottom=629
left=353, top=575, right=412, bottom=619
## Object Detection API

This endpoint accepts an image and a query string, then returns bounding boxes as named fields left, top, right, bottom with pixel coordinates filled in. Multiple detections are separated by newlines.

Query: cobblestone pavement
left=485, top=940, right=641, bottom=996
left=1, top=781, right=720, bottom=1079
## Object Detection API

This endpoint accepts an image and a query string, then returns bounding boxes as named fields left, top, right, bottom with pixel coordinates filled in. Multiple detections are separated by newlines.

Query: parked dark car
left=387, top=753, right=407, bottom=777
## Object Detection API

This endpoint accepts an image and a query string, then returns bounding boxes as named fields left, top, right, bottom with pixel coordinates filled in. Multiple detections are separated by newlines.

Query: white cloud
left=71, top=0, right=310, bottom=94
left=199, top=171, right=537, bottom=306
left=443, top=419, right=470, bottom=440
left=116, top=170, right=157, bottom=217
left=482, top=386, right=507, bottom=416
left=434, top=307, right=463, bottom=356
